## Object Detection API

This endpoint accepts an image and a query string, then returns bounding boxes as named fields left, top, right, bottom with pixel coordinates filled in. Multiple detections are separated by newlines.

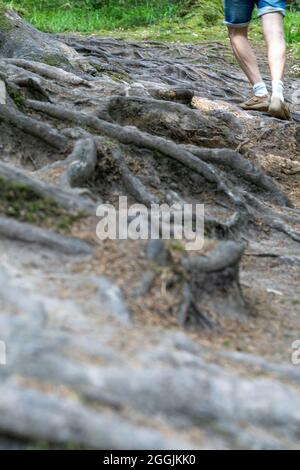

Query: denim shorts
left=224, top=0, right=286, bottom=27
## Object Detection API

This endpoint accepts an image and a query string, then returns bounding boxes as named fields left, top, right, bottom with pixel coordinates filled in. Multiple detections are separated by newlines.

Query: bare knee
left=264, top=24, right=285, bottom=44
left=262, top=13, right=285, bottom=45
left=228, top=26, right=248, bottom=47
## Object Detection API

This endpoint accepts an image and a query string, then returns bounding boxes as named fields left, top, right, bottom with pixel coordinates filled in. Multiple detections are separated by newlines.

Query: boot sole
left=269, top=97, right=292, bottom=121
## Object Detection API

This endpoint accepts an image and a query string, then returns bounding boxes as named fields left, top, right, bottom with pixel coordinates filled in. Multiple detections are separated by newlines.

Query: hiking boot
left=268, top=96, right=292, bottom=121
left=240, top=95, right=270, bottom=111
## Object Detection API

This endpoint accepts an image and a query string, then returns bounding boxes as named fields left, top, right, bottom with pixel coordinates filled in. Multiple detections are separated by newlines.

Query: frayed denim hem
left=223, top=21, right=250, bottom=27
left=257, top=7, right=286, bottom=17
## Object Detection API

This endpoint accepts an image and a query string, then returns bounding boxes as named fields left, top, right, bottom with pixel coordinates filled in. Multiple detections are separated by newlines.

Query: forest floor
left=0, top=20, right=300, bottom=449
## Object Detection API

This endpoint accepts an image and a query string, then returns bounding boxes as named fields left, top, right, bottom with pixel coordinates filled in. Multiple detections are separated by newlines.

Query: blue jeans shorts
left=224, top=0, right=286, bottom=27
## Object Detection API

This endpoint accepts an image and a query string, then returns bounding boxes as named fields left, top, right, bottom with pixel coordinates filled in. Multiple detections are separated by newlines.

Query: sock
left=272, top=80, right=284, bottom=102
left=253, top=81, right=268, bottom=97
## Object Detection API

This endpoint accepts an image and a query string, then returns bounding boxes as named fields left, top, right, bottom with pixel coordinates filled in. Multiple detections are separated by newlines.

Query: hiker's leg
left=259, top=3, right=290, bottom=118
left=261, top=11, right=286, bottom=83
left=224, top=0, right=268, bottom=100
left=228, top=26, right=263, bottom=86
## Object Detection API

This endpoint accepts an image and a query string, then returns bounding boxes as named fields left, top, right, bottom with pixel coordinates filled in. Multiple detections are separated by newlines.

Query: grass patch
left=0, top=1, right=13, bottom=30
left=5, top=84, right=26, bottom=108
left=0, top=178, right=83, bottom=231
left=285, top=11, right=300, bottom=57
left=1, top=1, right=299, bottom=55
left=3, top=0, right=184, bottom=32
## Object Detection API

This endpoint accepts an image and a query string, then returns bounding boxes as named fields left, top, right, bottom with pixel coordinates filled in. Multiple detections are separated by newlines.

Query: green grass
left=3, top=0, right=184, bottom=32
left=1, top=0, right=300, bottom=58
left=285, top=11, right=300, bottom=56
left=251, top=10, right=300, bottom=60
left=0, top=1, right=13, bottom=30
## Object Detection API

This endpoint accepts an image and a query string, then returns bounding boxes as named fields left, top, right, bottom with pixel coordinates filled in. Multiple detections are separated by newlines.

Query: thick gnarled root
left=179, top=241, right=246, bottom=327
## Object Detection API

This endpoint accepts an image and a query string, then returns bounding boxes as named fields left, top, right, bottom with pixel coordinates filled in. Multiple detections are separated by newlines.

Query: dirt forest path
left=0, top=9, right=300, bottom=449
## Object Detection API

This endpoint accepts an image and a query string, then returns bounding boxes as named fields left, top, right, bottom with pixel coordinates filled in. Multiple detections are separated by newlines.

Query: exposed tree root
left=184, top=145, right=291, bottom=207
left=179, top=241, right=246, bottom=326
left=109, top=145, right=160, bottom=207
left=245, top=253, right=300, bottom=266
left=244, top=193, right=300, bottom=243
left=23, top=99, right=300, bottom=245
left=106, top=95, right=234, bottom=147
left=132, top=240, right=167, bottom=298
left=7, top=75, right=51, bottom=102
left=0, top=216, right=92, bottom=255
left=0, top=8, right=93, bottom=71
left=0, top=106, right=68, bottom=151
left=60, top=136, right=98, bottom=189
left=205, top=211, right=243, bottom=238
left=1, top=8, right=300, bottom=331
left=0, top=382, right=180, bottom=450
left=0, top=162, right=96, bottom=213
left=23, top=100, right=247, bottom=208
left=4, top=59, right=92, bottom=87
left=2, top=9, right=300, bottom=451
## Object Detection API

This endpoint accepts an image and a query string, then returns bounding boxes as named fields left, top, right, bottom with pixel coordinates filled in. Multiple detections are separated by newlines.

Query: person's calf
left=261, top=12, right=291, bottom=119
left=227, top=27, right=270, bottom=112
left=228, top=27, right=263, bottom=86
left=262, top=11, right=286, bottom=82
